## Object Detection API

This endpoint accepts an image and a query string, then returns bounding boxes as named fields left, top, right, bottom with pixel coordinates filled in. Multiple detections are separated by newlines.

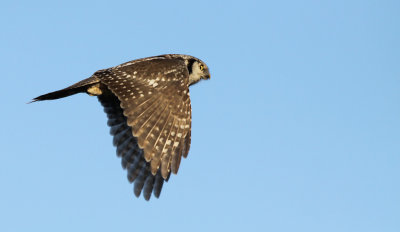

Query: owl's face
left=187, top=59, right=210, bottom=85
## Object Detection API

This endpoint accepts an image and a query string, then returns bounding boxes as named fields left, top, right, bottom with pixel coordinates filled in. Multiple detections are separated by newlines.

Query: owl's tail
left=30, top=77, right=100, bottom=103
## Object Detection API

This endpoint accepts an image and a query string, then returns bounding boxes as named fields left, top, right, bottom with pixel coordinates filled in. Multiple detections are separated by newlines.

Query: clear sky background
left=1, top=1, right=399, bottom=231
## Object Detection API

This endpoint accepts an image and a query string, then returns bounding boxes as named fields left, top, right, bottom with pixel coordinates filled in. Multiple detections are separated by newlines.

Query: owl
left=32, top=54, right=210, bottom=200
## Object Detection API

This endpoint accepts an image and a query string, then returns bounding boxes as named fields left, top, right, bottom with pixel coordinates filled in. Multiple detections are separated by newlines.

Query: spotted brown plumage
left=32, top=54, right=210, bottom=200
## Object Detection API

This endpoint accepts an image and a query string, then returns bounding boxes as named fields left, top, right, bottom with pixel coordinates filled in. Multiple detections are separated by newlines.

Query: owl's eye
left=199, top=65, right=204, bottom=71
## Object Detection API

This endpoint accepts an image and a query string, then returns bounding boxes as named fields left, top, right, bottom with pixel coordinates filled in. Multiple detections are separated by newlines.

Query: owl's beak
left=204, top=72, right=211, bottom=80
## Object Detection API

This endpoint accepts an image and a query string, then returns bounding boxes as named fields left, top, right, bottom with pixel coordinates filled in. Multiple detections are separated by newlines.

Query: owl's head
left=185, top=57, right=210, bottom=86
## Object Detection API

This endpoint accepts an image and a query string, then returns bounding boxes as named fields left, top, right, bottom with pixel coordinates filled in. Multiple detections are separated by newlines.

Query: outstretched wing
left=97, top=57, right=192, bottom=180
left=98, top=93, right=169, bottom=200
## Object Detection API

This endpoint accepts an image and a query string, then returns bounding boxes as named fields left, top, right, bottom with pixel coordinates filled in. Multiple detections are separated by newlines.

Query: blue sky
left=1, top=1, right=399, bottom=231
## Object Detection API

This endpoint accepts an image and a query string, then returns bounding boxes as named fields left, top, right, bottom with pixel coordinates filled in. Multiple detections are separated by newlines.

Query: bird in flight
left=32, top=54, right=210, bottom=200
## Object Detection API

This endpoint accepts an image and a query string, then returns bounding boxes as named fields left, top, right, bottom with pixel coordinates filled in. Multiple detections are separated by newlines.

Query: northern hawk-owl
left=32, top=54, right=210, bottom=200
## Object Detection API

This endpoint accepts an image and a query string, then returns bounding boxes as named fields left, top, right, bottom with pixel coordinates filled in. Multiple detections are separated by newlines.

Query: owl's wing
left=97, top=58, right=192, bottom=181
left=98, top=93, right=170, bottom=200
